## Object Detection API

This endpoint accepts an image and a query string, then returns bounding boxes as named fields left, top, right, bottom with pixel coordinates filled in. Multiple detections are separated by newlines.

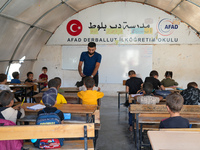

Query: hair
left=88, top=42, right=96, bottom=48
left=84, top=77, right=95, bottom=88
left=42, top=67, right=47, bottom=70
left=187, top=82, right=198, bottom=88
left=54, top=77, right=61, bottom=85
left=12, top=72, right=19, bottom=79
left=166, top=93, right=184, bottom=113
left=48, top=79, right=60, bottom=88
left=27, top=72, right=33, bottom=77
left=150, top=70, right=159, bottom=77
left=128, top=70, right=136, bottom=76
left=165, top=71, right=173, bottom=78
left=143, top=82, right=153, bottom=95
left=0, top=90, right=14, bottom=106
left=0, top=73, right=7, bottom=82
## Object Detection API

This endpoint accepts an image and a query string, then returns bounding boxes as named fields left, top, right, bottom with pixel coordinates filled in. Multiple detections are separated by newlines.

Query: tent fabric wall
left=0, top=0, right=200, bottom=74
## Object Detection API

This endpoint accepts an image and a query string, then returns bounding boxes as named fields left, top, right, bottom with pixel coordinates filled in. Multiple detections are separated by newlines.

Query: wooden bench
left=129, top=104, right=200, bottom=150
left=148, top=128, right=200, bottom=150
left=0, top=123, right=95, bottom=150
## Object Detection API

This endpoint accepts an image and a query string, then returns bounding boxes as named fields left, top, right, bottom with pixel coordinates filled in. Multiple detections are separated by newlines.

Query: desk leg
left=140, top=123, right=143, bottom=150
left=118, top=93, right=120, bottom=109
left=132, top=113, right=136, bottom=147
left=86, top=114, right=89, bottom=123
left=25, top=88, right=27, bottom=102
left=31, top=86, right=34, bottom=103
left=136, top=113, right=140, bottom=150
left=39, top=83, right=41, bottom=93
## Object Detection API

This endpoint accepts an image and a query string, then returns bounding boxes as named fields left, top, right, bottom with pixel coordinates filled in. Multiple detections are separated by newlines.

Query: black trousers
left=82, top=74, right=99, bottom=87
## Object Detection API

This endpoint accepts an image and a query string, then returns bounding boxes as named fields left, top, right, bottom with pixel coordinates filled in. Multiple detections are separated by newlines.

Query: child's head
left=42, top=88, right=57, bottom=107
left=27, top=72, right=33, bottom=80
left=143, top=82, right=153, bottom=95
left=128, top=70, right=136, bottom=77
left=42, top=67, right=48, bottom=74
left=84, top=77, right=95, bottom=89
left=54, top=77, right=61, bottom=87
left=165, top=71, right=173, bottom=78
left=48, top=79, right=60, bottom=90
left=166, top=93, right=184, bottom=113
left=12, top=72, right=19, bottom=79
left=0, top=90, right=14, bottom=107
left=187, top=82, right=198, bottom=88
left=0, top=73, right=7, bottom=84
left=150, top=70, right=159, bottom=78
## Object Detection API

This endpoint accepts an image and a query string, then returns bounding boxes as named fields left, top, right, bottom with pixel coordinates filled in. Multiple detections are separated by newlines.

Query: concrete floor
left=96, top=96, right=136, bottom=150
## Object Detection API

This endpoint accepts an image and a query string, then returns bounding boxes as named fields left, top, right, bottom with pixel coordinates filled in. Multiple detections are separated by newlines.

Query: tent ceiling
left=0, top=0, right=200, bottom=63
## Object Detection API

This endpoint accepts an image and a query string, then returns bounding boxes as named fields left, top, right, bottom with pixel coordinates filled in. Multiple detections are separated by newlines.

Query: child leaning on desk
left=40, top=78, right=67, bottom=104
left=159, top=93, right=189, bottom=128
left=77, top=77, right=104, bottom=105
left=137, top=82, right=161, bottom=104
left=0, top=90, right=25, bottom=123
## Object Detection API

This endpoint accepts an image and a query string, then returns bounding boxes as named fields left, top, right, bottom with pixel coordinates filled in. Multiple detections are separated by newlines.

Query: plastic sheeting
left=0, top=62, right=9, bottom=73
left=35, top=4, right=76, bottom=32
left=13, top=28, right=51, bottom=60
left=0, top=15, right=29, bottom=61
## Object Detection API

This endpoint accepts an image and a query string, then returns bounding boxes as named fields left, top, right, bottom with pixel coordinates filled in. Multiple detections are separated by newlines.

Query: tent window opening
left=6, top=56, right=26, bottom=81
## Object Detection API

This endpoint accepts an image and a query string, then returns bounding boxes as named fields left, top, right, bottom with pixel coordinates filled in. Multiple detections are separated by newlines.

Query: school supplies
left=27, top=104, right=46, bottom=110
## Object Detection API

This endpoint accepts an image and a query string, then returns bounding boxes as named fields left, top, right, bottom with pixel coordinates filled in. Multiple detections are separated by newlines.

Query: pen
left=21, top=98, right=25, bottom=106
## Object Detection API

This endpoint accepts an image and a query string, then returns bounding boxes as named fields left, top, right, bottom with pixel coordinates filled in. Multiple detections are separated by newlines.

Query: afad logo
left=156, top=18, right=178, bottom=36
left=66, top=20, right=83, bottom=36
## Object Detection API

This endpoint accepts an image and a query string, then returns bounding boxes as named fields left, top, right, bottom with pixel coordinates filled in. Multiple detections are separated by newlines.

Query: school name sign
left=48, top=2, right=200, bottom=45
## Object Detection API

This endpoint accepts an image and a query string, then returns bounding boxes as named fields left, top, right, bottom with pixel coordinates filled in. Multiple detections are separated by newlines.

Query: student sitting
left=161, top=71, right=178, bottom=87
left=54, top=77, right=65, bottom=93
left=144, top=70, right=165, bottom=90
left=40, top=79, right=67, bottom=104
left=38, top=88, right=64, bottom=123
left=0, top=90, right=25, bottom=123
left=39, top=67, right=48, bottom=88
left=24, top=72, right=36, bottom=84
left=11, top=72, right=21, bottom=84
left=159, top=93, right=189, bottom=128
left=137, top=82, right=160, bottom=104
left=77, top=77, right=104, bottom=105
left=0, top=73, right=11, bottom=91
left=180, top=82, right=200, bottom=105
left=79, top=77, right=100, bottom=91
left=124, top=70, right=143, bottom=107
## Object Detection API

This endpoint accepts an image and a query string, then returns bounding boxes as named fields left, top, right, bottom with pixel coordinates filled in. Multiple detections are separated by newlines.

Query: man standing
left=78, top=42, right=102, bottom=86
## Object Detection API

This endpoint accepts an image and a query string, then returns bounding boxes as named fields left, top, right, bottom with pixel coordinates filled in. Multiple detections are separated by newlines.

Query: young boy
left=137, top=82, right=160, bottom=104
left=39, top=67, right=48, bottom=88
left=161, top=71, right=178, bottom=87
left=0, top=73, right=11, bottom=90
left=40, top=79, right=67, bottom=104
left=0, top=90, right=25, bottom=123
left=159, top=93, right=189, bottom=128
left=11, top=72, right=21, bottom=84
left=124, top=70, right=143, bottom=106
left=25, top=72, right=36, bottom=84
left=79, top=77, right=100, bottom=91
left=54, top=77, right=64, bottom=94
left=180, top=82, right=200, bottom=105
left=38, top=88, right=64, bottom=123
left=77, top=77, right=104, bottom=105
left=144, top=70, right=165, bottom=90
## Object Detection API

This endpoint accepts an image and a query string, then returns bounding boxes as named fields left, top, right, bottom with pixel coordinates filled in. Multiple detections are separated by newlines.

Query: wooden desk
left=36, top=80, right=46, bottom=92
left=33, top=92, right=79, bottom=103
left=42, top=87, right=79, bottom=93
left=117, top=91, right=128, bottom=109
left=9, top=84, right=34, bottom=102
left=148, top=130, right=200, bottom=150
left=129, top=104, right=200, bottom=150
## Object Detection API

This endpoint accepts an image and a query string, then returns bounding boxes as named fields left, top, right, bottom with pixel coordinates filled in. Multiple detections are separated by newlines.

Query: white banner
left=47, top=2, right=200, bottom=45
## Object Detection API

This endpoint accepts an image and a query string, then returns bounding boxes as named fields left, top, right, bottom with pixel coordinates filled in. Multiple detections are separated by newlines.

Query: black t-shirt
left=159, top=116, right=189, bottom=128
left=25, top=79, right=33, bottom=83
left=126, top=77, right=143, bottom=94
left=38, top=107, right=64, bottom=121
left=144, top=77, right=161, bottom=90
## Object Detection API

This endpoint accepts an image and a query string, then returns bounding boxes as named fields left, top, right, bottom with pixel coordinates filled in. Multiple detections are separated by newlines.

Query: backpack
left=0, top=119, right=23, bottom=150
left=34, top=109, right=64, bottom=149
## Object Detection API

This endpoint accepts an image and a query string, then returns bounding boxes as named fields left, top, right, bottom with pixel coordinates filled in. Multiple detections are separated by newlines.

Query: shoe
left=124, top=101, right=129, bottom=107
left=129, top=126, right=133, bottom=132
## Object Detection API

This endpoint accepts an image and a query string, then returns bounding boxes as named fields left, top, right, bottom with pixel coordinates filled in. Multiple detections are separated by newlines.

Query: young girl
left=161, top=71, right=178, bottom=87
